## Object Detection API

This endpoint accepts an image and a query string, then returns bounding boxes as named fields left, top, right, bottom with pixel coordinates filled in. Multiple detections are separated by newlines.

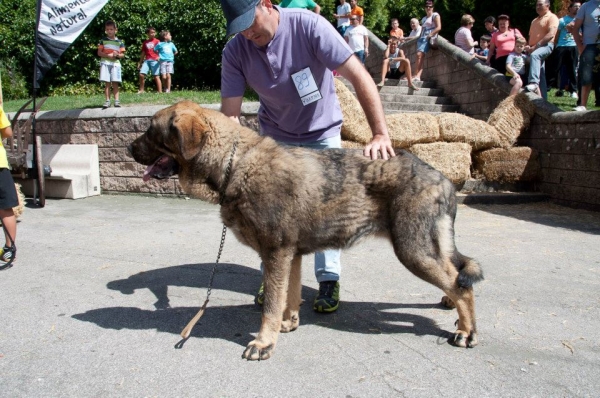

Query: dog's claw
left=452, top=330, right=478, bottom=348
left=242, top=343, right=274, bottom=361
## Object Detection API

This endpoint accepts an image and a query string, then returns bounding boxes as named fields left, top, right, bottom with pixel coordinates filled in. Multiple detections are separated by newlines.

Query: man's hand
left=364, top=134, right=395, bottom=160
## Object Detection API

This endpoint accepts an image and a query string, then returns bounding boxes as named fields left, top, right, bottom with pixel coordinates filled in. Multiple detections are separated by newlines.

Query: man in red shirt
left=137, top=27, right=162, bottom=93
left=349, top=0, right=364, bottom=25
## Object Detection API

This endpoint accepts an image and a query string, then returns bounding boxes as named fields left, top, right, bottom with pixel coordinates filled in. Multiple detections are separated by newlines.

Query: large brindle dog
left=129, top=101, right=483, bottom=360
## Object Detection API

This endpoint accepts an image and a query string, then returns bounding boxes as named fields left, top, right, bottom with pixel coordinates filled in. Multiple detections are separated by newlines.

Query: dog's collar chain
left=179, top=134, right=239, bottom=342
left=218, top=134, right=239, bottom=205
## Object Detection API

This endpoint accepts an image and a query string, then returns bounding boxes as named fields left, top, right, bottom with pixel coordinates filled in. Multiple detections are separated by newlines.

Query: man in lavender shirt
left=220, top=0, right=394, bottom=313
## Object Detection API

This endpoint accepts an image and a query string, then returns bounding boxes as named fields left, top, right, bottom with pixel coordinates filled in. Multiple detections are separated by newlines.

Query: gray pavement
left=1, top=195, right=599, bottom=397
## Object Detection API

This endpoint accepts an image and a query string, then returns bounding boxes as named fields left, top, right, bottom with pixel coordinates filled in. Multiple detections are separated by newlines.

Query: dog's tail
left=455, top=253, right=484, bottom=288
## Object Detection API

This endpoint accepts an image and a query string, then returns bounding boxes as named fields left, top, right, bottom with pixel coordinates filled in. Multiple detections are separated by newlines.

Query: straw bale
left=341, top=140, right=365, bottom=150
left=408, top=142, right=472, bottom=184
left=437, top=113, right=503, bottom=150
left=473, top=146, right=541, bottom=183
left=334, top=78, right=371, bottom=144
left=385, top=113, right=440, bottom=148
left=487, top=93, right=536, bottom=147
left=13, top=183, right=25, bottom=219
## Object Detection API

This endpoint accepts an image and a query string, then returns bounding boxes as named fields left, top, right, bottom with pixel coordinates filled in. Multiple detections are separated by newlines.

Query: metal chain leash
left=180, top=135, right=239, bottom=339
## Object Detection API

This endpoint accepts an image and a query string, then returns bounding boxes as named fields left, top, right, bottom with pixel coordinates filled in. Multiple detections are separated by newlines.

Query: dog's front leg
left=242, top=249, right=294, bottom=361
left=281, top=254, right=302, bottom=333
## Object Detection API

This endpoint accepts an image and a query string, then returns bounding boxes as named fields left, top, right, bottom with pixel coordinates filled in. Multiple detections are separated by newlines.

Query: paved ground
left=1, top=195, right=599, bottom=397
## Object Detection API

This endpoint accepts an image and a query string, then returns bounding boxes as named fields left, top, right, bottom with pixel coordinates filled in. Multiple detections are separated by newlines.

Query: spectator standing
left=571, top=0, right=600, bottom=111
left=333, top=0, right=352, bottom=36
left=506, top=36, right=529, bottom=95
left=407, top=18, right=422, bottom=39
left=349, top=0, right=364, bottom=25
left=154, top=30, right=178, bottom=93
left=220, top=0, right=394, bottom=313
left=378, top=37, right=418, bottom=89
left=345, top=15, right=369, bottom=63
left=484, top=16, right=498, bottom=35
left=487, top=15, right=523, bottom=75
left=137, top=27, right=162, bottom=94
left=0, top=108, right=18, bottom=264
left=523, top=0, right=559, bottom=99
left=279, top=0, right=320, bottom=14
left=552, top=2, right=580, bottom=98
left=389, top=18, right=404, bottom=39
left=97, top=20, right=125, bottom=109
left=455, top=14, right=477, bottom=54
left=474, top=35, right=491, bottom=62
left=413, top=0, right=441, bottom=82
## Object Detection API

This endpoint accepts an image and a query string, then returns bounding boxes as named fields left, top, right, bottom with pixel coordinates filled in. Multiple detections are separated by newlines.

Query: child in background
left=0, top=108, right=18, bottom=264
left=137, top=27, right=162, bottom=94
left=154, top=30, right=178, bottom=93
left=389, top=18, right=404, bottom=39
left=474, top=35, right=491, bottom=62
left=506, top=36, right=529, bottom=96
left=97, top=20, right=125, bottom=109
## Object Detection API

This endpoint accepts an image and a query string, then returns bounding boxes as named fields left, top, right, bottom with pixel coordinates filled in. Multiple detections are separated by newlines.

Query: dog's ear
left=171, top=110, right=207, bottom=160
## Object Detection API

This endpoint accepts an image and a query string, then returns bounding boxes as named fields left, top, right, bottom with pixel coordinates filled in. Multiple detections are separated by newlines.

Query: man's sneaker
left=0, top=245, right=16, bottom=262
left=114, top=100, right=121, bottom=108
left=573, top=105, right=587, bottom=112
left=571, top=92, right=578, bottom=99
left=102, top=100, right=111, bottom=109
left=255, top=282, right=265, bottom=305
left=313, top=281, right=340, bottom=313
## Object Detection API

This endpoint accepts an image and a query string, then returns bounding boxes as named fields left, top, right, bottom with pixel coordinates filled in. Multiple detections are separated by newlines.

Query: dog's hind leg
left=281, top=254, right=302, bottom=333
left=442, top=285, right=478, bottom=347
left=242, top=248, right=294, bottom=361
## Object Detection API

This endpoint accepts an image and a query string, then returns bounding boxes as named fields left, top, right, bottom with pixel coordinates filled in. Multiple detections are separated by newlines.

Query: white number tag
left=291, top=67, right=322, bottom=106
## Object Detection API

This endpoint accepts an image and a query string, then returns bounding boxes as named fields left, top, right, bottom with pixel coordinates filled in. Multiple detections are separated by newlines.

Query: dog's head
left=129, top=101, right=210, bottom=181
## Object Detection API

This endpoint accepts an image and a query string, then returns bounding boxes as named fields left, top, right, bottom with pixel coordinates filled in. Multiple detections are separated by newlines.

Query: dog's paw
left=280, top=314, right=299, bottom=333
left=452, top=330, right=478, bottom=348
left=440, top=295, right=456, bottom=309
left=242, top=340, right=275, bottom=361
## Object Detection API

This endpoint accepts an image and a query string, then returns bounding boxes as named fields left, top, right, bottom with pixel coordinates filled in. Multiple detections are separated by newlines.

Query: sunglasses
left=350, top=18, right=358, bottom=20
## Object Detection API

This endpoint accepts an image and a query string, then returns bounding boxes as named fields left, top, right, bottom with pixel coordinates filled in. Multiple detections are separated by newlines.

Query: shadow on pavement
left=73, top=262, right=453, bottom=348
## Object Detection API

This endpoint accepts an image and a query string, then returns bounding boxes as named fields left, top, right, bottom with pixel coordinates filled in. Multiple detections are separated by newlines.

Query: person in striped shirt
left=97, top=20, right=126, bottom=109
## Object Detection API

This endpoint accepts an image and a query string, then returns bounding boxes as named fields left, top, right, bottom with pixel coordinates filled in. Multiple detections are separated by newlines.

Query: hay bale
left=334, top=78, right=372, bottom=144
left=341, top=140, right=365, bottom=150
left=385, top=113, right=440, bottom=148
left=437, top=113, right=503, bottom=150
left=487, top=93, right=536, bottom=147
left=13, top=183, right=25, bottom=219
left=473, top=146, right=541, bottom=183
left=408, top=142, right=472, bottom=184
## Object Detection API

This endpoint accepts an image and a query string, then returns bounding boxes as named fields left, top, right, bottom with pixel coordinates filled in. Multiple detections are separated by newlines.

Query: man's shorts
left=0, top=168, right=18, bottom=209
left=99, top=62, right=122, bottom=83
left=578, top=44, right=600, bottom=87
left=140, top=60, right=160, bottom=76
left=160, top=61, right=175, bottom=75
left=386, top=68, right=405, bottom=79
left=416, top=37, right=431, bottom=53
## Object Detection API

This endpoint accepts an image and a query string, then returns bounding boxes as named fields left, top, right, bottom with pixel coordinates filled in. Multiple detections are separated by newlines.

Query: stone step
left=383, top=102, right=461, bottom=113
left=379, top=93, right=454, bottom=105
left=456, top=192, right=550, bottom=205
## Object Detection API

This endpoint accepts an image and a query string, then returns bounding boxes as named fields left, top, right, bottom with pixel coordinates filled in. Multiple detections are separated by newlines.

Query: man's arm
left=221, top=96, right=243, bottom=124
left=336, top=55, right=394, bottom=160
left=364, top=32, right=369, bottom=58
left=312, top=3, right=321, bottom=14
left=571, top=18, right=584, bottom=54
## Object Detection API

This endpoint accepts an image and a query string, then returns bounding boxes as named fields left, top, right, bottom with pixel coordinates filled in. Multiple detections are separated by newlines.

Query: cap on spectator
left=221, top=0, right=260, bottom=36
left=498, top=14, right=510, bottom=21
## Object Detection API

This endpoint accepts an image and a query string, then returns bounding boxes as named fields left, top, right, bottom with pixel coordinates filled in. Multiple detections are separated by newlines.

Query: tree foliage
left=0, top=0, right=569, bottom=97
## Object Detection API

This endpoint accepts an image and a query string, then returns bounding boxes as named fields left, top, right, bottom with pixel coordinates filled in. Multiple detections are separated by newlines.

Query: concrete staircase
left=344, top=78, right=460, bottom=114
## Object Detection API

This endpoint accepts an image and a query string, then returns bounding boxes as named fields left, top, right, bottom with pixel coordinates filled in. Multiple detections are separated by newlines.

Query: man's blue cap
left=221, top=0, right=260, bottom=36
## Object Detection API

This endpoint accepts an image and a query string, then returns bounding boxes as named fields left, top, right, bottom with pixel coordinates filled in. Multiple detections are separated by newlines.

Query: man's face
left=536, top=1, right=549, bottom=16
left=350, top=0, right=357, bottom=8
left=241, top=3, right=277, bottom=47
left=410, top=20, right=418, bottom=30
left=389, top=42, right=398, bottom=51
left=485, top=22, right=494, bottom=32
left=147, top=29, right=156, bottom=39
left=350, top=16, right=358, bottom=25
